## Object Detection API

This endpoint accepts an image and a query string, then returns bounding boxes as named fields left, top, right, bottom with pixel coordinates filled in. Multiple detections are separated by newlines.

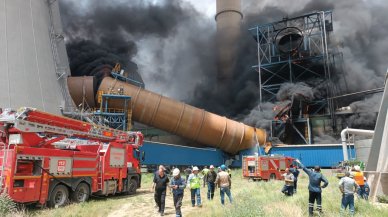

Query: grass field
left=3, top=169, right=388, bottom=217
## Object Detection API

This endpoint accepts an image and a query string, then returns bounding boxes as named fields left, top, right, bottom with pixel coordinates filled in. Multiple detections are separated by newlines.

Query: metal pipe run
left=341, top=128, right=374, bottom=161
left=97, top=77, right=266, bottom=154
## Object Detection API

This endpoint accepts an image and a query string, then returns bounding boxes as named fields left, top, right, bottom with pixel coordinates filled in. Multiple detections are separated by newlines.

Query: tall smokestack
left=215, top=0, right=243, bottom=91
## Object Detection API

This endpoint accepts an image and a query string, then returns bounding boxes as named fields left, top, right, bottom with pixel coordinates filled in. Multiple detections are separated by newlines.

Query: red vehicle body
left=242, top=155, right=294, bottom=181
left=0, top=107, right=144, bottom=207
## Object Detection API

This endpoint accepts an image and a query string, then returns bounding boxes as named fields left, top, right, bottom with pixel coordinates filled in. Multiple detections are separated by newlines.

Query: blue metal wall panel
left=140, top=141, right=225, bottom=166
left=269, top=145, right=356, bottom=168
left=231, top=145, right=355, bottom=168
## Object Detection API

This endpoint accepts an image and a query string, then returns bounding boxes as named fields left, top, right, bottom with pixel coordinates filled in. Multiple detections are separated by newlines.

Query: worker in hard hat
left=295, top=159, right=329, bottom=217
left=170, top=168, right=186, bottom=217
left=281, top=168, right=295, bottom=196
left=204, top=165, right=217, bottom=200
left=153, top=166, right=169, bottom=216
left=215, top=164, right=233, bottom=205
left=188, top=166, right=202, bottom=207
left=352, top=165, right=366, bottom=199
left=339, top=171, right=359, bottom=215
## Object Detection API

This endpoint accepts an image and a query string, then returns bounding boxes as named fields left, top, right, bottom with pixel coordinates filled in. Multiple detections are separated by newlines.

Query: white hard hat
left=173, top=168, right=180, bottom=177
left=354, top=165, right=360, bottom=171
left=193, top=166, right=199, bottom=171
left=210, top=165, right=214, bottom=169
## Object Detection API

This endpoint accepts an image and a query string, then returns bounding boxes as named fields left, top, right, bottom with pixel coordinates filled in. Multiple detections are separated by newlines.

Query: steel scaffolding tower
left=249, top=11, right=338, bottom=144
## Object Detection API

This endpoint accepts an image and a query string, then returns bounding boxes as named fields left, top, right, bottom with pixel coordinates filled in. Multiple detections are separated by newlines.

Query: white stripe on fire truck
left=269, top=159, right=277, bottom=169
left=72, top=167, right=98, bottom=171
left=73, top=157, right=98, bottom=161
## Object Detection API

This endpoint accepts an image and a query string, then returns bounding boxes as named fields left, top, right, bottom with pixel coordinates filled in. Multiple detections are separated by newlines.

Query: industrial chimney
left=215, top=0, right=243, bottom=91
left=0, top=0, right=73, bottom=114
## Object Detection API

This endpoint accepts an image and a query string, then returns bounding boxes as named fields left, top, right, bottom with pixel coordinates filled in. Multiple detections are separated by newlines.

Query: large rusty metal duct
left=67, top=76, right=97, bottom=108
left=215, top=0, right=243, bottom=87
left=97, top=77, right=266, bottom=154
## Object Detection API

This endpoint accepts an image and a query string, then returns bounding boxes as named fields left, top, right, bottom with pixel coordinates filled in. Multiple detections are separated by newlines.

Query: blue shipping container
left=269, top=144, right=356, bottom=168
left=140, top=141, right=225, bottom=166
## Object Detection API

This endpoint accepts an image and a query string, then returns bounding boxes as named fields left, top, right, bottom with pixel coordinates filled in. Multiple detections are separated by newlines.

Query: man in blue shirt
left=295, top=159, right=329, bottom=216
left=170, top=168, right=186, bottom=217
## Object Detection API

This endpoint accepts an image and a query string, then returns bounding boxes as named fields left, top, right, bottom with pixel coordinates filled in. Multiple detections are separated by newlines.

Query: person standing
left=152, top=165, right=166, bottom=208
left=170, top=168, right=186, bottom=217
left=364, top=177, right=370, bottom=200
left=352, top=165, right=366, bottom=199
left=295, top=159, right=329, bottom=216
left=204, top=165, right=217, bottom=200
left=188, top=166, right=202, bottom=207
left=281, top=168, right=295, bottom=196
left=215, top=164, right=233, bottom=205
left=202, top=166, right=209, bottom=176
left=290, top=164, right=300, bottom=193
left=153, top=167, right=169, bottom=216
left=339, top=171, right=359, bottom=215
left=184, top=167, right=192, bottom=183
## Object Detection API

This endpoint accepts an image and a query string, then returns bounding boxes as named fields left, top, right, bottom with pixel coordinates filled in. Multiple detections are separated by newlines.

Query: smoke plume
left=60, top=0, right=388, bottom=144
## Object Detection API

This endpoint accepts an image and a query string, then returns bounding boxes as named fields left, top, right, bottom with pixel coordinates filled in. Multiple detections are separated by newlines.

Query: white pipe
left=341, top=128, right=374, bottom=161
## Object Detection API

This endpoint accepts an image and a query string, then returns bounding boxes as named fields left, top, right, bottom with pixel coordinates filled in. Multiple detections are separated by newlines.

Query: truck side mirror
left=142, top=151, right=145, bottom=162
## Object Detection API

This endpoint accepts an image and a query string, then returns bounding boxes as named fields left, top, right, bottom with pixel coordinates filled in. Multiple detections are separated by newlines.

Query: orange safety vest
left=353, top=171, right=365, bottom=186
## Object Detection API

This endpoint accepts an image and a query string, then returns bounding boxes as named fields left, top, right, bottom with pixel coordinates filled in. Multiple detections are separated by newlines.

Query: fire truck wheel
left=71, top=183, right=90, bottom=203
left=49, top=185, right=69, bottom=208
left=269, top=173, right=276, bottom=180
left=128, top=178, right=138, bottom=195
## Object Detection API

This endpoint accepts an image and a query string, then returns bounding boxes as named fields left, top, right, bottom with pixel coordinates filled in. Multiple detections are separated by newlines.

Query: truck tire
left=128, top=178, right=138, bottom=195
left=269, top=173, right=276, bottom=181
left=49, top=185, right=69, bottom=208
left=71, top=183, right=90, bottom=203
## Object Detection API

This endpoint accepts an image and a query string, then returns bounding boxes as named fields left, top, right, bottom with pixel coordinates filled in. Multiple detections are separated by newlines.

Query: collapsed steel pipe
left=97, top=77, right=266, bottom=154
left=341, top=128, right=374, bottom=161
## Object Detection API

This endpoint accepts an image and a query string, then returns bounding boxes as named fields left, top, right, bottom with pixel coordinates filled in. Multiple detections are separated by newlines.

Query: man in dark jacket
left=290, top=164, right=300, bottom=193
left=170, top=168, right=186, bottom=217
left=295, top=159, right=329, bottom=216
left=204, top=165, right=217, bottom=200
left=153, top=167, right=169, bottom=216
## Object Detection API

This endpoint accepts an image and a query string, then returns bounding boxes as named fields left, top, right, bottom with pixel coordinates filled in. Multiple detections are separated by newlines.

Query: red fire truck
left=0, top=107, right=144, bottom=207
left=242, top=155, right=294, bottom=181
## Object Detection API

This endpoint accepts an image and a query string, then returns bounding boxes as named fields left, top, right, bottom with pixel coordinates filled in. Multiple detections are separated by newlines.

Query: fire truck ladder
left=0, top=142, right=11, bottom=192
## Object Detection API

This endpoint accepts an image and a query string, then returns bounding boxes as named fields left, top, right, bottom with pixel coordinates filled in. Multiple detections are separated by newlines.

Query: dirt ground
left=107, top=188, right=198, bottom=217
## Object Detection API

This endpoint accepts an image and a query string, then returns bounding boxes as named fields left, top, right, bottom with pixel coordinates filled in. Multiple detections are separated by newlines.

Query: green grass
left=187, top=169, right=388, bottom=217
left=4, top=170, right=388, bottom=217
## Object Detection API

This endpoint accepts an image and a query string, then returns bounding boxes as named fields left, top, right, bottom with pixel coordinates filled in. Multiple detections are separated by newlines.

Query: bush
left=377, top=195, right=388, bottom=204
left=0, top=193, right=17, bottom=216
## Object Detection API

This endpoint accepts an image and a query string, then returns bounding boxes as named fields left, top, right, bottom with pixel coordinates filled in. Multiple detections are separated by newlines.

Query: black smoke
left=60, top=0, right=388, bottom=143
left=60, top=0, right=194, bottom=85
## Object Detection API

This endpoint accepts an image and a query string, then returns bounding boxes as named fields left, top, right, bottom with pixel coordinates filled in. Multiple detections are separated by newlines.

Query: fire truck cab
left=0, top=107, right=144, bottom=207
left=242, top=155, right=294, bottom=181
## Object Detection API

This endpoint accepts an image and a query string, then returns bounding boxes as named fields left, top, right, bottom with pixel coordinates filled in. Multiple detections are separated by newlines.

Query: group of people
left=338, top=165, right=370, bottom=215
left=280, top=159, right=370, bottom=216
left=152, top=164, right=232, bottom=217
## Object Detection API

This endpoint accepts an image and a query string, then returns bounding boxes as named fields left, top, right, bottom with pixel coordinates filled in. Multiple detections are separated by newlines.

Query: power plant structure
left=215, top=0, right=243, bottom=92
left=1, top=0, right=387, bottom=201
left=0, top=0, right=73, bottom=114
left=250, top=11, right=347, bottom=144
